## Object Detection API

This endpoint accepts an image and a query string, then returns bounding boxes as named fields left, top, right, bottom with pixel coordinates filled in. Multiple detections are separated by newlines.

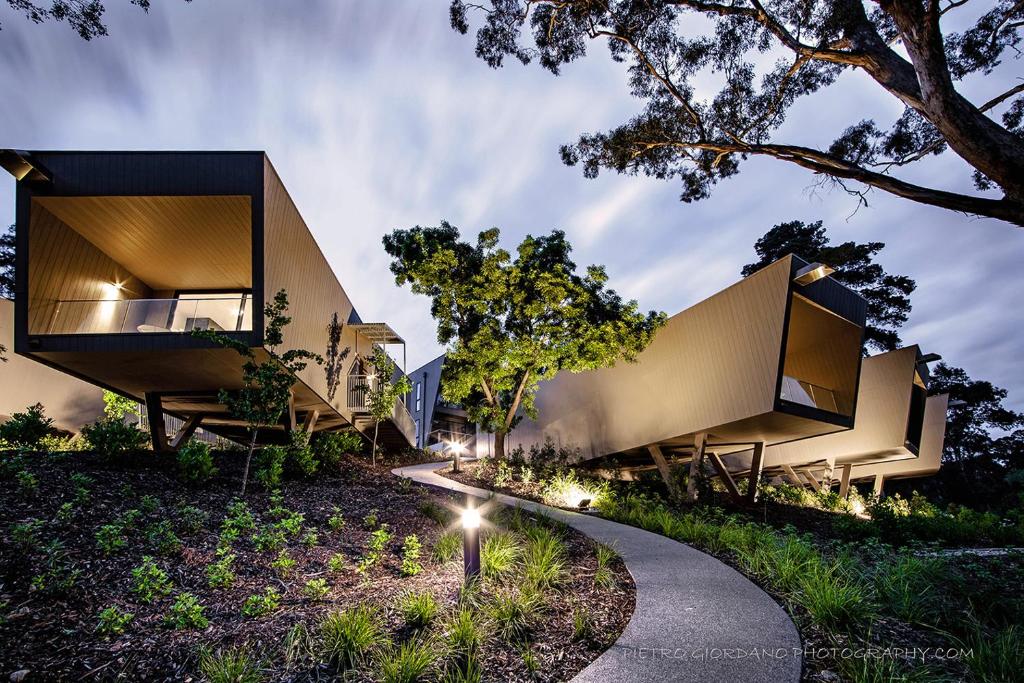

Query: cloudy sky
left=1, top=1, right=1021, bottom=410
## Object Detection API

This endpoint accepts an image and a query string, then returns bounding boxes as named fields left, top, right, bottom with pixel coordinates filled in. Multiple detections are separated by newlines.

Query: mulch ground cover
left=0, top=450, right=634, bottom=682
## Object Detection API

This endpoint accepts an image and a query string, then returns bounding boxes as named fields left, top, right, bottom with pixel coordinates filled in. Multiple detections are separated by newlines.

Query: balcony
left=779, top=375, right=839, bottom=413
left=46, top=295, right=253, bottom=335
left=346, top=374, right=417, bottom=447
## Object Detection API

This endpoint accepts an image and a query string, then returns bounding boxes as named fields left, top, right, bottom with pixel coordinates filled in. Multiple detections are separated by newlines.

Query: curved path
left=393, top=461, right=802, bottom=683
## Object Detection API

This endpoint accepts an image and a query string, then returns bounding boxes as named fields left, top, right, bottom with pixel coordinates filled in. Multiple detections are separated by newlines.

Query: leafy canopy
left=383, top=222, right=665, bottom=448
left=2, top=0, right=190, bottom=39
left=450, top=0, right=1024, bottom=226
left=742, top=220, right=915, bottom=353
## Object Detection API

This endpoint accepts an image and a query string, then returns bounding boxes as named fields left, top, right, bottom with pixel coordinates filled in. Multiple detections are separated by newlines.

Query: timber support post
left=872, top=474, right=885, bottom=497
left=686, top=432, right=707, bottom=503
left=169, top=413, right=205, bottom=451
left=839, top=463, right=852, bottom=498
left=648, top=444, right=682, bottom=502
left=302, top=410, right=320, bottom=434
left=144, top=392, right=169, bottom=452
left=781, top=464, right=803, bottom=486
left=707, top=451, right=742, bottom=503
left=746, top=441, right=765, bottom=504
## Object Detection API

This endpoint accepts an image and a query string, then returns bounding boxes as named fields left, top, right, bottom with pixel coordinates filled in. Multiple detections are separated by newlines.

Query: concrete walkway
left=392, top=461, right=802, bottom=683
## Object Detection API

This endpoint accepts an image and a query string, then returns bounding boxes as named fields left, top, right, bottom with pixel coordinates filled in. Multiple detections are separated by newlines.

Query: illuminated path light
left=461, top=500, right=481, bottom=581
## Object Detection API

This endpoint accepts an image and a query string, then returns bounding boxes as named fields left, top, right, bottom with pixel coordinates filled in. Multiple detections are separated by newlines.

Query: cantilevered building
left=2, top=150, right=415, bottom=451
left=499, top=255, right=947, bottom=499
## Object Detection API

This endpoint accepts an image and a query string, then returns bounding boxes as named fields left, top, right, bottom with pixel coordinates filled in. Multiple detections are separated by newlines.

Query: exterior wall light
left=461, top=504, right=481, bottom=581
left=793, top=262, right=835, bottom=286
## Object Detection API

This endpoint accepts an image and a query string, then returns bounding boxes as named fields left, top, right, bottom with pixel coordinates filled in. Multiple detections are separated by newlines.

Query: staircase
left=346, top=375, right=417, bottom=450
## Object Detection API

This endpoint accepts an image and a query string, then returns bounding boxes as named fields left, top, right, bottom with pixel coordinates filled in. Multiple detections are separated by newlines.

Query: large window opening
left=778, top=293, right=862, bottom=417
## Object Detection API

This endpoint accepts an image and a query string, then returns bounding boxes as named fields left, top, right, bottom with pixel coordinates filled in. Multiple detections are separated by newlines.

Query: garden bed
left=446, top=458, right=1024, bottom=683
left=0, top=450, right=634, bottom=682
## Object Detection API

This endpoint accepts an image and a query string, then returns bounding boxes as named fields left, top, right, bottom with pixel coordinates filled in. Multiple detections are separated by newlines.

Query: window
left=415, top=382, right=422, bottom=412
left=415, top=419, right=420, bottom=441
left=170, top=292, right=252, bottom=332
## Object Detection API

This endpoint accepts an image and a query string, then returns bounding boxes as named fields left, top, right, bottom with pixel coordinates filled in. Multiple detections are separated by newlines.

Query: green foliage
left=571, top=604, right=595, bottom=643
left=131, top=556, right=172, bottom=603
left=254, top=446, right=286, bottom=490
left=207, top=550, right=237, bottom=589
left=16, top=469, right=38, bottom=495
left=363, top=509, right=380, bottom=529
left=96, top=524, right=127, bottom=555
left=594, top=543, right=619, bottom=590
left=31, top=541, right=80, bottom=596
left=363, top=347, right=414, bottom=464
left=55, top=502, right=75, bottom=524
left=320, top=605, right=383, bottom=670
left=449, top=0, right=1024, bottom=227
left=271, top=550, right=297, bottom=577
left=958, top=623, right=1023, bottom=683
left=328, top=552, right=347, bottom=573
left=139, top=494, right=160, bottom=514
left=357, top=525, right=393, bottom=573
left=519, top=465, right=534, bottom=485
left=12, top=518, right=44, bottom=548
left=96, top=606, right=134, bottom=637
left=81, top=418, right=147, bottom=458
left=398, top=590, right=439, bottom=629
left=303, top=578, right=330, bottom=601
left=870, top=553, right=946, bottom=625
left=481, top=532, right=520, bottom=578
left=102, top=391, right=137, bottom=420
left=301, top=528, right=319, bottom=547
left=221, top=499, right=256, bottom=538
left=443, top=607, right=482, bottom=658
left=384, top=224, right=664, bottom=459
left=431, top=532, right=466, bottom=565
left=400, top=534, right=423, bottom=576
left=193, top=289, right=322, bottom=495
left=286, top=430, right=319, bottom=478
left=276, top=509, right=305, bottom=536
left=417, top=500, right=450, bottom=526
left=0, top=403, right=53, bottom=448
left=486, top=587, right=541, bottom=643
left=327, top=506, right=346, bottom=532
left=39, top=433, right=88, bottom=453
left=522, top=525, right=566, bottom=590
left=252, top=527, right=286, bottom=553
left=164, top=592, right=208, bottom=629
left=198, top=645, right=266, bottom=683
left=541, top=467, right=610, bottom=508
left=145, top=520, right=182, bottom=555
left=376, top=639, right=436, bottom=683
left=242, top=587, right=281, bottom=618
left=493, top=460, right=512, bottom=488
left=177, top=440, right=218, bottom=484
left=314, top=429, right=363, bottom=466
left=178, top=505, right=208, bottom=534
left=742, top=221, right=915, bottom=351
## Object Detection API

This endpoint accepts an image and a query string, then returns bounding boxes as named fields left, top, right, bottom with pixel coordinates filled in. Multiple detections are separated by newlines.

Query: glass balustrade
left=46, top=296, right=252, bottom=335
left=779, top=375, right=839, bottom=413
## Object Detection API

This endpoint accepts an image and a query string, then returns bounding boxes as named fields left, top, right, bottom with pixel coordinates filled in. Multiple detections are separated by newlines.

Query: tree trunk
left=493, top=429, right=507, bottom=462
left=372, top=420, right=380, bottom=468
left=241, top=430, right=258, bottom=496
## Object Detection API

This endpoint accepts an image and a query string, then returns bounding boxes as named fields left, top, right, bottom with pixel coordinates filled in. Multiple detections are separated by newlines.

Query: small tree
left=1, top=223, right=13, bottom=363
left=194, top=289, right=321, bottom=495
left=102, top=390, right=138, bottom=420
left=384, top=222, right=665, bottom=461
left=363, top=347, right=412, bottom=466
left=741, top=220, right=916, bottom=353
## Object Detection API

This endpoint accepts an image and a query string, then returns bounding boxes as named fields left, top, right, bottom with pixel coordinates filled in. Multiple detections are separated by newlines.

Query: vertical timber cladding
left=508, top=257, right=796, bottom=460
left=261, top=157, right=366, bottom=420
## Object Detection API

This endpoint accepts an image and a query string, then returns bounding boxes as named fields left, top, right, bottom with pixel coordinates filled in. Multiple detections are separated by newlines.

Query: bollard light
left=461, top=503, right=481, bottom=581
left=448, top=440, right=467, bottom=473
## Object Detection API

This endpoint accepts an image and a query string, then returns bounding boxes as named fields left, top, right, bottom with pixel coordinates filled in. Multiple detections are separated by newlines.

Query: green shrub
left=55, top=502, right=75, bottom=524
left=872, top=553, right=946, bottom=624
left=198, top=645, right=265, bottom=683
left=145, top=520, right=182, bottom=556
left=401, top=534, right=423, bottom=576
left=271, top=550, right=297, bottom=577
left=417, top=500, right=450, bottom=526
left=30, top=542, right=81, bottom=596
left=481, top=532, right=521, bottom=578
left=139, top=495, right=161, bottom=514
left=377, top=639, right=436, bottom=683
left=252, top=526, right=286, bottom=553
left=131, top=556, right=172, bottom=603
left=254, top=446, right=286, bottom=489
left=178, top=505, right=208, bottom=534
left=96, top=524, right=128, bottom=555
left=286, top=431, right=319, bottom=478
left=164, top=592, right=208, bottom=629
left=102, top=391, right=138, bottom=420
left=96, top=606, right=134, bottom=637
left=443, top=607, right=483, bottom=657
left=327, top=507, right=346, bottom=532
left=16, top=469, right=38, bottom=495
left=522, top=526, right=566, bottom=590
left=301, top=528, right=319, bottom=547
left=363, top=509, right=379, bottom=529
left=328, top=552, right=347, bottom=573
left=0, top=403, right=54, bottom=448
left=320, top=605, right=383, bottom=670
left=519, top=465, right=535, bottom=485
left=207, top=550, right=237, bottom=588
left=487, top=588, right=541, bottom=643
left=959, top=623, right=1022, bottom=683
left=221, top=499, right=256, bottom=540
left=571, top=604, right=595, bottom=643
left=276, top=509, right=305, bottom=536
left=313, top=429, right=363, bottom=467
left=39, top=433, right=88, bottom=453
left=242, top=587, right=281, bottom=618
left=177, top=440, right=218, bottom=484
left=81, top=418, right=147, bottom=458
left=432, top=532, right=461, bottom=564
left=11, top=518, right=44, bottom=548
left=493, top=460, right=513, bottom=488
left=304, top=578, right=330, bottom=601
left=796, top=559, right=873, bottom=629
left=397, top=590, right=438, bottom=629
left=357, top=525, right=393, bottom=573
